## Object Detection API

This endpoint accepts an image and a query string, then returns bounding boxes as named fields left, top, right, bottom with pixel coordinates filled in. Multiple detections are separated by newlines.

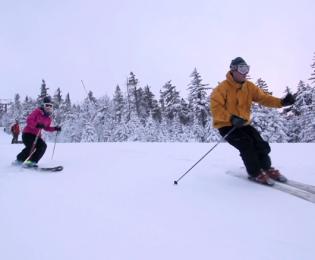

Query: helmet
left=230, top=57, right=250, bottom=75
left=43, top=96, right=52, bottom=104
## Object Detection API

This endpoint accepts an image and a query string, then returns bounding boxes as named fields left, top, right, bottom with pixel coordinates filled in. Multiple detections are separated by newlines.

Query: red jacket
left=11, top=123, right=20, bottom=135
left=23, top=108, right=56, bottom=137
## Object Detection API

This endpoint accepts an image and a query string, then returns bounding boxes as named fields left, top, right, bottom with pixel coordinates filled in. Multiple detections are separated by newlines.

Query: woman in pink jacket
left=15, top=96, right=61, bottom=167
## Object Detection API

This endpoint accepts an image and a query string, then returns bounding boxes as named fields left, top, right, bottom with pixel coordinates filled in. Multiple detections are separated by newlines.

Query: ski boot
left=265, top=167, right=287, bottom=183
left=12, top=160, right=23, bottom=166
left=23, top=160, right=38, bottom=168
left=249, top=170, right=275, bottom=186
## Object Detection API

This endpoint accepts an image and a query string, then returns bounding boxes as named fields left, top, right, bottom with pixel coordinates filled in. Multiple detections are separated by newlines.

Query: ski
left=12, top=162, right=63, bottom=172
left=272, top=181, right=315, bottom=204
left=36, top=166, right=63, bottom=172
left=226, top=170, right=315, bottom=204
left=276, top=179, right=315, bottom=195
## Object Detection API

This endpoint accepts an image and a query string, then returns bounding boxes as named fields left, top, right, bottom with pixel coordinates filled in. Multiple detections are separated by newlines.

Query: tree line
left=1, top=53, right=315, bottom=143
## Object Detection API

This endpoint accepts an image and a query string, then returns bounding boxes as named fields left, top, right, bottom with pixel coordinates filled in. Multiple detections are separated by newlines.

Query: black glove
left=281, top=93, right=295, bottom=106
left=54, top=126, right=62, bottom=132
left=36, top=123, right=45, bottom=129
left=231, top=115, right=247, bottom=128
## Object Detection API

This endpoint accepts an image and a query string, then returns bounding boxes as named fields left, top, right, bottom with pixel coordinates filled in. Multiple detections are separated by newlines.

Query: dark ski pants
left=16, top=133, right=47, bottom=163
left=219, top=125, right=271, bottom=177
left=11, top=134, right=19, bottom=144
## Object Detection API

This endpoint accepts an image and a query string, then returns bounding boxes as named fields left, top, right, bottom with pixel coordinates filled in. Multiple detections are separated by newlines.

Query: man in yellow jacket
left=210, top=57, right=295, bottom=185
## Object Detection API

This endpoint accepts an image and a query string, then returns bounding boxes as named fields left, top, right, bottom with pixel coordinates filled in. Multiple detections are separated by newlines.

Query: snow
left=1, top=128, right=315, bottom=260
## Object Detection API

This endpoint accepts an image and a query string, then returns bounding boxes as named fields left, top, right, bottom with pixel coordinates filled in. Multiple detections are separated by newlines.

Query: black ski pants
left=17, top=133, right=47, bottom=163
left=11, top=134, right=19, bottom=144
left=219, top=125, right=271, bottom=177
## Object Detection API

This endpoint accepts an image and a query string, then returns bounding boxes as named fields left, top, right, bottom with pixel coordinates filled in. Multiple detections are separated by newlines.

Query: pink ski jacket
left=23, top=108, right=56, bottom=136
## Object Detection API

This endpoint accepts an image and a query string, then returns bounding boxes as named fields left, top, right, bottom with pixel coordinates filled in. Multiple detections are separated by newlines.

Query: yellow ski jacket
left=210, top=72, right=282, bottom=129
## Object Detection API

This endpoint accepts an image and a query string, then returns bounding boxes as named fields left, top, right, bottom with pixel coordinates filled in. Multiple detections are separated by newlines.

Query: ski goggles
left=44, top=103, right=53, bottom=108
left=231, top=64, right=250, bottom=75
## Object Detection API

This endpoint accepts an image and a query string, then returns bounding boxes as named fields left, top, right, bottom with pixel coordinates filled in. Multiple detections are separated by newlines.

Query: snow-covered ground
left=1, top=128, right=315, bottom=260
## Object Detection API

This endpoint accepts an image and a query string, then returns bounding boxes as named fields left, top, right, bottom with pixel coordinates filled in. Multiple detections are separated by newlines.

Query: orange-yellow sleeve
left=251, top=83, right=282, bottom=108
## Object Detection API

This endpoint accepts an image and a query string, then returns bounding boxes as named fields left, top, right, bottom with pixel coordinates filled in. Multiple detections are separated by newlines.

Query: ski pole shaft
left=173, top=126, right=236, bottom=185
left=51, top=131, right=59, bottom=160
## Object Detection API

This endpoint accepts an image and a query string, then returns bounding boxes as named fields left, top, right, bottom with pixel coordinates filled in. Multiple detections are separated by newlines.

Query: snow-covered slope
left=1, top=128, right=315, bottom=260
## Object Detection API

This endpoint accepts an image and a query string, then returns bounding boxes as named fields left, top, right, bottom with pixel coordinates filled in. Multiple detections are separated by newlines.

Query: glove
left=36, top=123, right=45, bottom=129
left=54, top=126, right=62, bottom=132
left=281, top=93, right=295, bottom=106
left=231, top=115, right=247, bottom=128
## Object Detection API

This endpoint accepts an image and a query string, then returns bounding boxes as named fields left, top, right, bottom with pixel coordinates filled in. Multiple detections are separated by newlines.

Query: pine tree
left=38, top=79, right=49, bottom=103
left=160, top=80, right=181, bottom=121
left=81, top=121, right=98, bottom=142
left=22, top=96, right=36, bottom=121
left=52, top=88, right=64, bottom=125
left=12, top=94, right=23, bottom=121
left=53, top=88, right=63, bottom=109
left=291, top=81, right=311, bottom=116
left=252, top=78, right=288, bottom=142
left=299, top=89, right=315, bottom=142
left=309, top=52, right=315, bottom=86
left=113, top=85, right=124, bottom=123
left=187, top=68, right=209, bottom=127
left=256, top=78, right=272, bottom=95
left=297, top=85, right=315, bottom=142
left=126, top=72, right=140, bottom=120
left=178, top=98, right=190, bottom=125
left=94, top=95, right=114, bottom=142
left=64, top=93, right=72, bottom=112
left=151, top=99, right=162, bottom=123
left=142, top=114, right=163, bottom=142
left=141, top=85, right=155, bottom=120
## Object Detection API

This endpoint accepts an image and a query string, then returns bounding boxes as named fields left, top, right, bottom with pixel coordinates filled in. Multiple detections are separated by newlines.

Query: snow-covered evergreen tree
left=187, top=68, right=209, bottom=127
left=297, top=85, right=315, bottom=142
left=81, top=121, right=98, bottom=142
left=113, top=85, right=124, bottom=123
left=11, top=94, right=23, bottom=121
left=52, top=88, right=64, bottom=125
left=178, top=98, right=191, bottom=125
left=151, top=99, right=162, bottom=123
left=160, top=80, right=181, bottom=121
left=141, top=85, right=155, bottom=120
left=126, top=72, right=140, bottom=120
left=309, top=52, right=315, bottom=86
left=22, top=96, right=36, bottom=121
left=53, top=88, right=63, bottom=108
left=252, top=79, right=288, bottom=142
left=38, top=79, right=49, bottom=104
left=256, top=78, right=272, bottom=94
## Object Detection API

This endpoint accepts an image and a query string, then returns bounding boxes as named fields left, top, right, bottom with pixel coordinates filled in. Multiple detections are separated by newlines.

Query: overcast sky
left=1, top=0, right=314, bottom=103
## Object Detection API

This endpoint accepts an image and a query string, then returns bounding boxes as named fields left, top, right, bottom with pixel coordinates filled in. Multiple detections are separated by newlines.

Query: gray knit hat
left=230, top=57, right=247, bottom=69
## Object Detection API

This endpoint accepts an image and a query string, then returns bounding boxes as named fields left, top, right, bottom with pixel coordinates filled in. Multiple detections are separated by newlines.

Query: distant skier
left=14, top=96, right=61, bottom=167
left=210, top=57, right=295, bottom=185
left=10, top=119, right=20, bottom=144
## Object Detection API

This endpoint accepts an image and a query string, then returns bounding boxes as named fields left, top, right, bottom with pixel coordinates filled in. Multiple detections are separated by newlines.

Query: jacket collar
left=39, top=107, right=51, bottom=117
left=226, top=71, right=246, bottom=89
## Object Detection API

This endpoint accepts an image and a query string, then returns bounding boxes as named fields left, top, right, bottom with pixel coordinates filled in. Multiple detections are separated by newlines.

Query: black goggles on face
left=231, top=64, right=250, bottom=75
left=44, top=103, right=53, bottom=108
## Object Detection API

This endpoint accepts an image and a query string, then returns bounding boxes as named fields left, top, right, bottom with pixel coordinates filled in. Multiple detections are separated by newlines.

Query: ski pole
left=173, top=126, right=236, bottom=185
left=51, top=131, right=59, bottom=160
left=23, top=129, right=42, bottom=163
